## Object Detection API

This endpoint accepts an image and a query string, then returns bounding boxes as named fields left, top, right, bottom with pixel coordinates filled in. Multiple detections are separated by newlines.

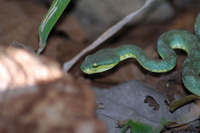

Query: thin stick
left=63, top=0, right=154, bottom=72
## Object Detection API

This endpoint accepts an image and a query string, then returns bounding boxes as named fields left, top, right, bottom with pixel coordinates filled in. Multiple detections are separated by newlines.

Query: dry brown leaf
left=0, top=46, right=63, bottom=90
left=0, top=1, right=27, bottom=37
left=168, top=9, right=198, bottom=32
left=0, top=74, right=105, bottom=133
left=56, top=14, right=86, bottom=43
left=0, top=1, right=46, bottom=50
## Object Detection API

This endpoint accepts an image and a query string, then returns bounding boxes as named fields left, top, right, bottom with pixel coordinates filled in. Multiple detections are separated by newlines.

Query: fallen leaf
left=93, top=80, right=200, bottom=133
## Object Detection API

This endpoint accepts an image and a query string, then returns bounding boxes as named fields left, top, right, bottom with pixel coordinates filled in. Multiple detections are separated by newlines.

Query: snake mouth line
left=81, top=63, right=117, bottom=74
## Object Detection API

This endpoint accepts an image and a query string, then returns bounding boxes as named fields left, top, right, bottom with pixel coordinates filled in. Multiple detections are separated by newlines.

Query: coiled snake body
left=81, top=13, right=200, bottom=96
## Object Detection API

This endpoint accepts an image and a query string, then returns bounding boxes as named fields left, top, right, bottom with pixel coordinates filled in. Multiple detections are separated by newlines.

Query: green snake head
left=80, top=48, right=120, bottom=74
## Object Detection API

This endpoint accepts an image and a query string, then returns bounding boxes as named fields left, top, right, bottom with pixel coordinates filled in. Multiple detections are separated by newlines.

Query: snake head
left=80, top=48, right=120, bottom=74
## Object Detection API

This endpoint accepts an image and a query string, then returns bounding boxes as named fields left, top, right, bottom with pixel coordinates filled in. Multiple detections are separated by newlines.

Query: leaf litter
left=93, top=80, right=200, bottom=133
left=0, top=0, right=200, bottom=132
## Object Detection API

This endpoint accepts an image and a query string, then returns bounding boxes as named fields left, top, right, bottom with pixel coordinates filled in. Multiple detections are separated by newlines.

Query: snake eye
left=92, top=63, right=98, bottom=68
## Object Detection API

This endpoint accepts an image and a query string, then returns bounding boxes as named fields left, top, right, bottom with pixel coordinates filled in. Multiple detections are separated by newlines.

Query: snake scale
left=81, top=12, right=200, bottom=96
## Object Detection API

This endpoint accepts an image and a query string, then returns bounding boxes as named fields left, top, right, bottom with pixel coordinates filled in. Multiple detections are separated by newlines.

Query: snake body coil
left=81, top=13, right=200, bottom=96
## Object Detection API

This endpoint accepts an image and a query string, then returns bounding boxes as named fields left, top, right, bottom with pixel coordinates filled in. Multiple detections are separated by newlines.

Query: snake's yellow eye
left=92, top=63, right=98, bottom=68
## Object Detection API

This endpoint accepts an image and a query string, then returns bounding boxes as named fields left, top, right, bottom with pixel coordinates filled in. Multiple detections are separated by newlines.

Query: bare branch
left=63, top=0, right=155, bottom=72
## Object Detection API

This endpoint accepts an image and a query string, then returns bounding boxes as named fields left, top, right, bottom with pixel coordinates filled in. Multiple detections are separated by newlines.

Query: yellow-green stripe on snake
left=80, top=13, right=200, bottom=96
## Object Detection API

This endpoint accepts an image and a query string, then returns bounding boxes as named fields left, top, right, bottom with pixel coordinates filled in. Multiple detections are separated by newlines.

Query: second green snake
left=81, top=13, right=200, bottom=96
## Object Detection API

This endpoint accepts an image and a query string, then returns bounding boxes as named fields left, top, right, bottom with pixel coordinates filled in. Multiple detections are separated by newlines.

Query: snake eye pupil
left=92, top=63, right=98, bottom=68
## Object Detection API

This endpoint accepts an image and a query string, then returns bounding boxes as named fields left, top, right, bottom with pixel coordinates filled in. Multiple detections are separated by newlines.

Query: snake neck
left=116, top=45, right=142, bottom=61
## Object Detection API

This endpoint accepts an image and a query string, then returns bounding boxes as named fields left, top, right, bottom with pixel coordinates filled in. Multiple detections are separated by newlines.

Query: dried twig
left=63, top=0, right=155, bottom=72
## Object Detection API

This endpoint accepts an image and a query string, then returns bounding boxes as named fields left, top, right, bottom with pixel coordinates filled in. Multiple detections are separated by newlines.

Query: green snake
left=81, top=12, right=200, bottom=96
